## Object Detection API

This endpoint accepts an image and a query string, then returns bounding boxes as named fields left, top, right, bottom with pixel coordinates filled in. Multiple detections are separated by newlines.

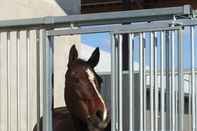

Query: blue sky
left=81, top=33, right=111, bottom=52
left=81, top=27, right=197, bottom=69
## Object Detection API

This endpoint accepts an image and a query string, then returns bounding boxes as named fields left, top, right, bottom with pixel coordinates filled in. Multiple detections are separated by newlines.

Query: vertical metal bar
left=160, top=31, right=165, bottom=131
left=26, top=30, right=30, bottom=131
left=150, top=32, right=154, bottom=131
left=171, top=17, right=177, bottom=131
left=191, top=26, right=196, bottom=131
left=165, top=31, right=171, bottom=130
left=42, top=30, right=53, bottom=131
left=178, top=29, right=184, bottom=131
left=171, top=30, right=176, bottom=131
left=118, top=34, right=123, bottom=131
left=111, top=33, right=116, bottom=131
left=0, top=32, right=1, bottom=130
left=129, top=33, right=134, bottom=131
left=6, top=32, right=11, bottom=131
left=175, top=31, right=178, bottom=131
left=16, top=31, right=21, bottom=131
left=169, top=32, right=172, bottom=131
left=115, top=34, right=119, bottom=131
left=196, top=25, right=197, bottom=131
left=51, top=33, right=54, bottom=131
left=143, top=33, right=147, bottom=131
left=139, top=32, right=144, bottom=131
left=154, top=32, right=158, bottom=131
left=36, top=30, right=41, bottom=131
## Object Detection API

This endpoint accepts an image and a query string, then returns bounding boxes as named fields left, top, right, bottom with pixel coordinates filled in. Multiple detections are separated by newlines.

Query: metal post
left=171, top=30, right=176, bottom=131
left=118, top=34, right=123, bottom=131
left=36, top=30, right=41, bottom=131
left=139, top=33, right=144, bottom=131
left=154, top=32, right=158, bottom=131
left=42, top=30, right=53, bottom=131
left=111, top=33, right=117, bottom=131
left=143, top=33, right=147, bottom=131
left=178, top=29, right=184, bottom=131
left=191, top=26, right=196, bottom=131
left=115, top=35, right=119, bottom=131
left=6, top=32, right=11, bottom=131
left=0, top=32, right=1, bottom=130
left=26, top=30, right=30, bottom=131
left=160, top=31, right=165, bottom=131
left=129, top=33, right=134, bottom=131
left=0, top=32, right=2, bottom=129
left=165, top=31, right=171, bottom=130
left=150, top=32, right=154, bottom=131
left=16, top=31, right=21, bottom=131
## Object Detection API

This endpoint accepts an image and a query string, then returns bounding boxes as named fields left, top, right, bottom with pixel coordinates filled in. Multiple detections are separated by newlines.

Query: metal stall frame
left=0, top=5, right=191, bottom=30
left=46, top=22, right=182, bottom=131
left=0, top=4, right=196, bottom=131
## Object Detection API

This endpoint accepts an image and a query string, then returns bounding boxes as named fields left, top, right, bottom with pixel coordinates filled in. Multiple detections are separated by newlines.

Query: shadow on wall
left=55, top=0, right=81, bottom=15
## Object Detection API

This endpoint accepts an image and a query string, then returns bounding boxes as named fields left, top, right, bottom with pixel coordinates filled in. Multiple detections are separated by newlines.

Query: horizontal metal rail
left=45, top=18, right=197, bottom=36
left=47, top=24, right=181, bottom=36
left=0, top=5, right=192, bottom=30
left=98, top=69, right=197, bottom=76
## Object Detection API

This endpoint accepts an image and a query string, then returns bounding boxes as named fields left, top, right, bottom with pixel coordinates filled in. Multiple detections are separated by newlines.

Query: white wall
left=0, top=0, right=63, bottom=20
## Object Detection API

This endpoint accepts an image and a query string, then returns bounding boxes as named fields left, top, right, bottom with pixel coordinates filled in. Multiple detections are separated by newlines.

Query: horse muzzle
left=87, top=112, right=110, bottom=130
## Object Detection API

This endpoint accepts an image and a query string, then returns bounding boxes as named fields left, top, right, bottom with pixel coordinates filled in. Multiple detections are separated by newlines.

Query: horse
left=33, top=45, right=111, bottom=131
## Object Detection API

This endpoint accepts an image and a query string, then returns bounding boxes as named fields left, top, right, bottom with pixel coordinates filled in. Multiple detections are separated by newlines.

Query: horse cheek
left=76, top=101, right=90, bottom=121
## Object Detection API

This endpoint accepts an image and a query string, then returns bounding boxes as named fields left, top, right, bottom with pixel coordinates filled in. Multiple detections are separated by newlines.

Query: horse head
left=65, top=45, right=110, bottom=131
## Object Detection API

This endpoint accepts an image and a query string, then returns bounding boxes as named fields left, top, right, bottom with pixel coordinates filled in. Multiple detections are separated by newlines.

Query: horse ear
left=87, top=47, right=100, bottom=68
left=68, top=45, right=78, bottom=67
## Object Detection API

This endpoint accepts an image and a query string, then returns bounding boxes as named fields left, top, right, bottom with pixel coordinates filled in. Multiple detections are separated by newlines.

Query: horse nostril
left=96, top=110, right=103, bottom=120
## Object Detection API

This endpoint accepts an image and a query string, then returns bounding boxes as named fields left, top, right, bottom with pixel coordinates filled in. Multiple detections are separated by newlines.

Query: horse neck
left=72, top=116, right=89, bottom=131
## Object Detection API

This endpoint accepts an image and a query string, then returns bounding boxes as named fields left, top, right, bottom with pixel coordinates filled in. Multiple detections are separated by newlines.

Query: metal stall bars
left=0, top=33, right=2, bottom=127
left=0, top=29, right=41, bottom=131
left=26, top=30, right=30, bottom=131
left=47, top=20, right=183, bottom=131
left=143, top=33, right=147, bottom=131
left=111, top=33, right=117, bottom=131
left=154, top=32, right=159, bottom=131
left=42, top=30, right=53, bottom=131
left=139, top=32, right=145, bottom=131
left=171, top=26, right=176, bottom=131
left=178, top=28, right=184, bottom=131
left=111, top=33, right=123, bottom=131
left=190, top=26, right=196, bottom=131
left=0, top=5, right=196, bottom=131
left=36, top=30, right=41, bottom=131
left=160, top=31, right=165, bottom=131
left=129, top=33, right=134, bottom=131
left=150, top=31, right=154, bottom=131
left=7, top=32, right=11, bottom=131
left=16, top=31, right=21, bottom=131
